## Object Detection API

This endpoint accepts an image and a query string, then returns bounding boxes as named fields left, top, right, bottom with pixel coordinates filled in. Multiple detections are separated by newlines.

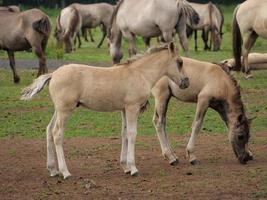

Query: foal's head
left=231, top=113, right=253, bottom=164
left=166, top=42, right=189, bottom=89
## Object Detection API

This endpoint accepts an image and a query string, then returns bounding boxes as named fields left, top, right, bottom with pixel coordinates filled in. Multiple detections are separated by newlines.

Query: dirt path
left=0, top=133, right=266, bottom=200
left=0, top=59, right=110, bottom=70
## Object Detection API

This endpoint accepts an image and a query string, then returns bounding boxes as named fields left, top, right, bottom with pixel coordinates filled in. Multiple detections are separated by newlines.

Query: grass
left=0, top=5, right=267, bottom=139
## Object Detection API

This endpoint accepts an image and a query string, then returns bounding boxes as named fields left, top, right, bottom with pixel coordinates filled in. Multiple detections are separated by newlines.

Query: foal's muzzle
left=179, top=77, right=189, bottom=89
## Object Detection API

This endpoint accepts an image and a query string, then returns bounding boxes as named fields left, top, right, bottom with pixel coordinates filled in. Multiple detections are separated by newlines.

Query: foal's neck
left=132, top=51, right=169, bottom=88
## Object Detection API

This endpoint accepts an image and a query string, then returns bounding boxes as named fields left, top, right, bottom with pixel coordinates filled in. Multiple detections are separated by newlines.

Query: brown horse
left=233, top=0, right=267, bottom=78
left=152, top=57, right=253, bottom=166
left=21, top=43, right=189, bottom=179
left=55, top=6, right=82, bottom=53
left=71, top=3, right=115, bottom=48
left=108, top=0, right=199, bottom=64
left=186, top=2, right=224, bottom=51
left=0, top=9, right=51, bottom=83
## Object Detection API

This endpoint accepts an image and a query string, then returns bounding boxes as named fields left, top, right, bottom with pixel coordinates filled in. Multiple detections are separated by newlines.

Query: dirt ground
left=0, top=133, right=266, bottom=200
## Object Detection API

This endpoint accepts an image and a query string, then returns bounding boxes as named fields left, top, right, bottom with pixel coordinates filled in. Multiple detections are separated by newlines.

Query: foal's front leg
left=120, top=110, right=130, bottom=173
left=125, top=105, right=139, bottom=176
left=186, top=96, right=209, bottom=165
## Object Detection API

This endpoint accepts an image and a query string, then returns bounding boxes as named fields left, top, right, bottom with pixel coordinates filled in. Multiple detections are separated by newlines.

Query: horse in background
left=54, top=6, right=82, bottom=53
left=0, top=8, right=51, bottom=83
left=21, top=42, right=189, bottom=179
left=151, top=57, right=253, bottom=166
left=233, top=0, right=267, bottom=79
left=186, top=2, right=224, bottom=51
left=0, top=5, right=20, bottom=12
left=108, top=0, right=199, bottom=64
left=71, top=3, right=115, bottom=48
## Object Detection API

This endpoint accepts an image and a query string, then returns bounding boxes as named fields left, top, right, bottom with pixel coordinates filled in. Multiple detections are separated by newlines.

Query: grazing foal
left=21, top=43, right=189, bottom=178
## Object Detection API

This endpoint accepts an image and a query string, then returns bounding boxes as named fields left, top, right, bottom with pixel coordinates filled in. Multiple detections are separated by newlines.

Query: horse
left=186, top=2, right=224, bottom=51
left=70, top=3, right=115, bottom=48
left=54, top=6, right=82, bottom=53
left=108, top=0, right=199, bottom=64
left=0, top=9, right=51, bottom=83
left=21, top=42, right=189, bottom=179
left=151, top=57, right=253, bottom=166
left=233, top=0, right=267, bottom=79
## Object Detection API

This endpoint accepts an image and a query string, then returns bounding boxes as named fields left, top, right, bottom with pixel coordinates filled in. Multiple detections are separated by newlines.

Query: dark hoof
left=247, top=154, right=254, bottom=161
left=170, top=159, right=179, bottom=166
left=131, top=171, right=139, bottom=177
left=14, top=77, right=20, bottom=83
left=190, top=159, right=201, bottom=165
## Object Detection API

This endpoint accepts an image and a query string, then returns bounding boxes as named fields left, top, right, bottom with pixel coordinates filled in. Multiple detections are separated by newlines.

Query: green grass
left=0, top=5, right=267, bottom=139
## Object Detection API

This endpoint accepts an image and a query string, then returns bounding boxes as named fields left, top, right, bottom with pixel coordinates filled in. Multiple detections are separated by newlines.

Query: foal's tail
left=33, top=16, right=51, bottom=37
left=20, top=74, right=52, bottom=100
left=232, top=5, right=242, bottom=71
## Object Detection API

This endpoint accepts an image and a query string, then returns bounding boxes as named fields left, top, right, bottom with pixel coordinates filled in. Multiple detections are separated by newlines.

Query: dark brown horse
left=0, top=9, right=51, bottom=83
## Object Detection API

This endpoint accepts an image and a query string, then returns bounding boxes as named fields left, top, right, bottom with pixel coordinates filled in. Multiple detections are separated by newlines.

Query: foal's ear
left=168, top=41, right=177, bottom=56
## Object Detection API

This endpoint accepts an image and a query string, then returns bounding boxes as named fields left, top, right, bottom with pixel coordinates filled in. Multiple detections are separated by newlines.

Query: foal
left=21, top=43, right=189, bottom=178
left=152, top=57, right=253, bottom=166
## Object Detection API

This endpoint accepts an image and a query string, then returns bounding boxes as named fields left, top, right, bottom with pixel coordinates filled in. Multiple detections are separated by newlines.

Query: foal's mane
left=115, top=43, right=170, bottom=66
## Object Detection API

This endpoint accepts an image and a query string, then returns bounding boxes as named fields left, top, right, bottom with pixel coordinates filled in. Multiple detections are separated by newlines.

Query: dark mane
left=107, top=0, right=124, bottom=38
left=115, top=43, right=170, bottom=66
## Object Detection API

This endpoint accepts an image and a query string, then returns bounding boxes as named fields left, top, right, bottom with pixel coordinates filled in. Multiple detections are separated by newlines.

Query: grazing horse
left=55, top=6, right=82, bottom=53
left=108, top=0, right=199, bottom=64
left=186, top=2, right=224, bottom=51
left=21, top=42, right=189, bottom=179
left=151, top=57, right=253, bottom=166
left=71, top=3, right=115, bottom=48
left=0, top=9, right=51, bottom=83
left=233, top=0, right=267, bottom=78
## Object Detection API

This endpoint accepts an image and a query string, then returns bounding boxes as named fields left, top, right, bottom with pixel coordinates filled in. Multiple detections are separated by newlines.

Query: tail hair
left=32, top=16, right=51, bottom=37
left=20, top=74, right=52, bottom=100
left=177, top=0, right=200, bottom=26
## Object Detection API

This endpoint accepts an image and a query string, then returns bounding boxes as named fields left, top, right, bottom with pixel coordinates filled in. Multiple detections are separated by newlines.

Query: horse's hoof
left=190, top=159, right=201, bottom=165
left=244, top=73, right=253, bottom=79
left=63, top=172, right=71, bottom=179
left=124, top=169, right=131, bottom=174
left=14, top=77, right=20, bottom=83
left=131, top=170, right=139, bottom=177
left=50, top=170, right=60, bottom=177
left=169, top=159, right=179, bottom=166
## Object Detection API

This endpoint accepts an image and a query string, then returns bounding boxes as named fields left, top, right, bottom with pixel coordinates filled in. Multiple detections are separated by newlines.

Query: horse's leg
left=153, top=89, right=178, bottom=165
left=242, top=32, right=258, bottom=78
left=75, top=32, right=82, bottom=48
left=186, top=96, right=209, bottom=165
left=202, top=28, right=210, bottom=50
left=32, top=45, right=47, bottom=76
left=123, top=31, right=137, bottom=57
left=46, top=111, right=59, bottom=177
left=41, top=36, right=49, bottom=74
left=143, top=37, right=151, bottom=48
left=82, top=27, right=89, bottom=42
left=176, top=15, right=189, bottom=57
left=194, top=30, right=198, bottom=51
left=120, top=110, right=130, bottom=173
left=125, top=105, right=139, bottom=176
left=88, top=29, right=95, bottom=43
left=7, top=50, right=20, bottom=83
left=52, top=110, right=71, bottom=179
left=97, top=24, right=107, bottom=48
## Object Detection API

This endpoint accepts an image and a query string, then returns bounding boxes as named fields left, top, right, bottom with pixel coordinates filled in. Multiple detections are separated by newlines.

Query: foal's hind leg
left=186, top=95, right=209, bottom=165
left=52, top=110, right=72, bottom=179
left=242, top=32, right=258, bottom=78
left=46, top=111, right=59, bottom=177
left=153, top=89, right=178, bottom=165
left=7, top=50, right=20, bottom=83
left=120, top=110, right=130, bottom=173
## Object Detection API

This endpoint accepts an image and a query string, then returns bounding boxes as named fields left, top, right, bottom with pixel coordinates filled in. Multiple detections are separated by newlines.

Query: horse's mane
left=115, top=43, right=170, bottom=66
left=107, top=0, right=124, bottom=38
left=215, top=62, right=246, bottom=116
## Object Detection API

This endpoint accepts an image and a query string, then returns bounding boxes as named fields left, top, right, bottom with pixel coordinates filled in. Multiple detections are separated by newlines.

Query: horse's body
left=0, top=9, right=51, bottom=83
left=152, top=57, right=253, bottom=166
left=187, top=2, right=224, bottom=51
left=0, top=5, right=20, bottom=12
left=71, top=3, right=115, bottom=48
left=55, top=6, right=82, bottom=53
left=21, top=43, right=189, bottom=179
left=108, top=0, right=198, bottom=64
left=233, top=0, right=267, bottom=78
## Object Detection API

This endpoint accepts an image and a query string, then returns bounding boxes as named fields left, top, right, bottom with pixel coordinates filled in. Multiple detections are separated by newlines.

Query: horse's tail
left=20, top=74, right=52, bottom=100
left=177, top=0, right=200, bottom=26
left=32, top=15, right=51, bottom=37
left=232, top=5, right=242, bottom=71
left=65, top=6, right=80, bottom=39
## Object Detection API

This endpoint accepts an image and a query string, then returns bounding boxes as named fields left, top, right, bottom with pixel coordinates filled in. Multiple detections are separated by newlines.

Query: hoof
left=131, top=170, right=139, bottom=177
left=124, top=169, right=131, bottom=174
left=63, top=172, right=71, bottom=179
left=170, top=159, right=179, bottom=166
left=190, top=159, right=201, bottom=165
left=50, top=171, right=59, bottom=177
left=14, top=77, right=20, bottom=83
left=244, top=73, right=253, bottom=79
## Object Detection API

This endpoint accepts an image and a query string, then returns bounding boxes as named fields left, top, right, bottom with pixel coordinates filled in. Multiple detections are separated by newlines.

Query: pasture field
left=0, top=5, right=267, bottom=200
